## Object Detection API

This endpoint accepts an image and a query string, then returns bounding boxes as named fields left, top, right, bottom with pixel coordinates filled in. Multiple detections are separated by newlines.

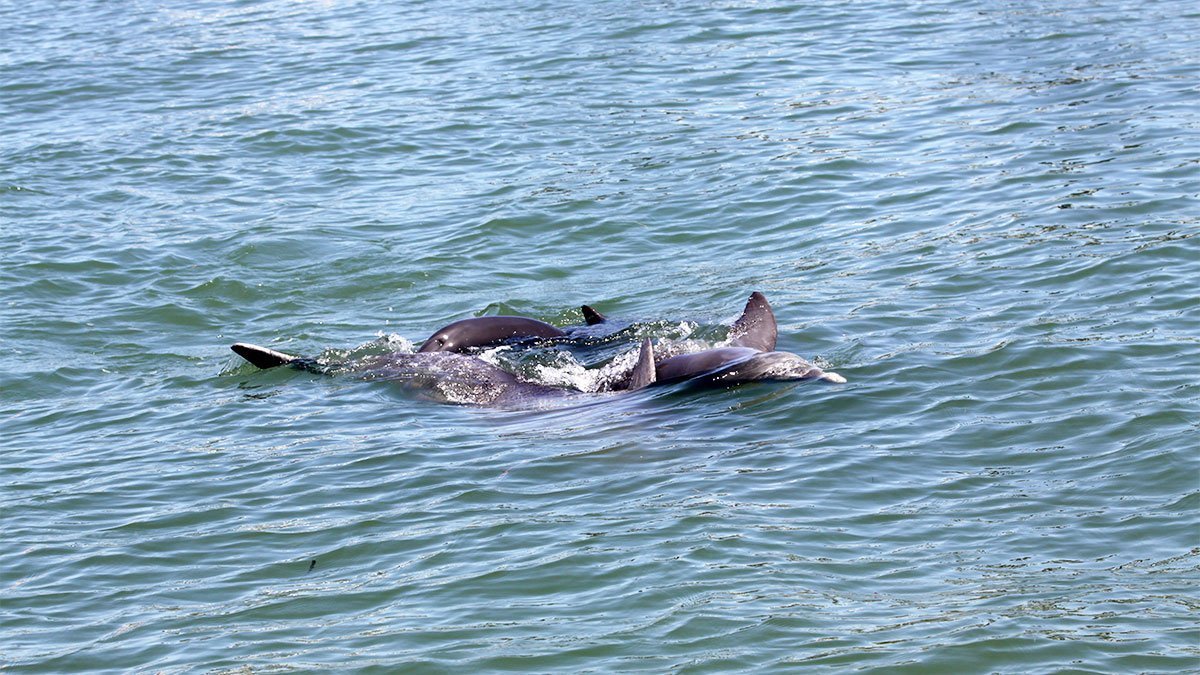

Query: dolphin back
left=354, top=352, right=570, bottom=406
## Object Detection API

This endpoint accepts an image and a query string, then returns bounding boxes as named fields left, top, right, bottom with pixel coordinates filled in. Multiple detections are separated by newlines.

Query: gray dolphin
left=619, top=292, right=845, bottom=390
left=416, top=301, right=620, bottom=353
left=228, top=292, right=837, bottom=405
left=230, top=336, right=659, bottom=407
left=416, top=316, right=566, bottom=353
left=231, top=342, right=567, bottom=406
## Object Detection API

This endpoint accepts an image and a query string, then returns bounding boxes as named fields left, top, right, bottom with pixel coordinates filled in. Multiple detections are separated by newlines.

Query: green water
left=3, top=0, right=1198, bottom=671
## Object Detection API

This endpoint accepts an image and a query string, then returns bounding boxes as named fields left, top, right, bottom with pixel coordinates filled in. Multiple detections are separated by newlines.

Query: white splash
left=373, top=332, right=416, bottom=353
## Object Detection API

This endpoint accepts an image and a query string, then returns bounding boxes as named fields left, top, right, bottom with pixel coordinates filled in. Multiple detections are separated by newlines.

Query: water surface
left=3, top=0, right=1198, bottom=671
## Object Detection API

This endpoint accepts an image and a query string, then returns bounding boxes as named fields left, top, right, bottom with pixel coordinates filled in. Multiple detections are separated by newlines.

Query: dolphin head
left=417, top=326, right=461, bottom=352
left=417, top=316, right=567, bottom=353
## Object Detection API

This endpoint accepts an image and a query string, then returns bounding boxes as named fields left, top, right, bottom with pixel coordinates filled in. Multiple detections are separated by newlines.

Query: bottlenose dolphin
left=231, top=342, right=571, bottom=406
left=617, top=292, right=845, bottom=389
left=415, top=303, right=617, bottom=354
left=231, top=334, right=660, bottom=407
left=229, top=292, right=839, bottom=405
left=417, top=316, right=566, bottom=353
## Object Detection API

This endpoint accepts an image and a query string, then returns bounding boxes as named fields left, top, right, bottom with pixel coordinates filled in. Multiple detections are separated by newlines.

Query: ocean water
left=3, top=0, right=1198, bottom=671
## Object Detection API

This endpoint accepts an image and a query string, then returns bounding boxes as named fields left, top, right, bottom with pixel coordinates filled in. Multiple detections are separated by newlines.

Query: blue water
left=3, top=0, right=1198, bottom=671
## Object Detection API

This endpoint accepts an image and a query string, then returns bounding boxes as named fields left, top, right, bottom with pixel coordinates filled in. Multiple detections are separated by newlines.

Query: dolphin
left=231, top=334, right=659, bottom=407
left=616, top=292, right=846, bottom=389
left=231, top=342, right=569, bottom=406
left=228, top=292, right=838, bottom=405
left=417, top=316, right=566, bottom=353
left=415, top=303, right=618, bottom=354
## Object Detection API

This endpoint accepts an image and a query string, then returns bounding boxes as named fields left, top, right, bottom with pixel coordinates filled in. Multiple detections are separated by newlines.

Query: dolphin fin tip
left=627, top=338, right=656, bottom=391
left=581, top=305, right=606, bottom=325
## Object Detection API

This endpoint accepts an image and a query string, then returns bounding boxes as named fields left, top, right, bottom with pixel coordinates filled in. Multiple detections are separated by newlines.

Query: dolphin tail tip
left=820, top=371, right=847, bottom=384
left=231, top=342, right=299, bottom=369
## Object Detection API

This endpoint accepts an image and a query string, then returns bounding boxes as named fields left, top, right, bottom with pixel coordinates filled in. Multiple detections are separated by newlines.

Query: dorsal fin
left=729, top=291, right=777, bottom=352
left=581, top=305, right=607, bottom=325
left=232, top=342, right=299, bottom=369
left=627, top=338, right=657, bottom=391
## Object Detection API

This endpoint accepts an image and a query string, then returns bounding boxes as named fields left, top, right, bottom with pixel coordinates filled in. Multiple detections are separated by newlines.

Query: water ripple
left=3, top=0, right=1198, bottom=671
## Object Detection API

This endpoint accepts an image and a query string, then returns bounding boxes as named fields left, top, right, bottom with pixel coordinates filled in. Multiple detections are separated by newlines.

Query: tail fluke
left=231, top=343, right=299, bottom=369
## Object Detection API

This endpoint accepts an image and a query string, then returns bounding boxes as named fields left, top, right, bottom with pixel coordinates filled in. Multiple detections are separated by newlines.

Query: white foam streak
left=534, top=349, right=641, bottom=393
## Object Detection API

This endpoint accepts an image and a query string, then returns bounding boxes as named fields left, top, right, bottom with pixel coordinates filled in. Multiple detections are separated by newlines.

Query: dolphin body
left=615, top=292, right=846, bottom=390
left=231, top=342, right=571, bottom=406
left=353, top=351, right=570, bottom=406
left=416, top=316, right=566, bottom=353
left=414, top=302, right=618, bottom=354
left=229, top=304, right=642, bottom=407
left=228, top=292, right=839, bottom=405
left=230, top=334, right=658, bottom=407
